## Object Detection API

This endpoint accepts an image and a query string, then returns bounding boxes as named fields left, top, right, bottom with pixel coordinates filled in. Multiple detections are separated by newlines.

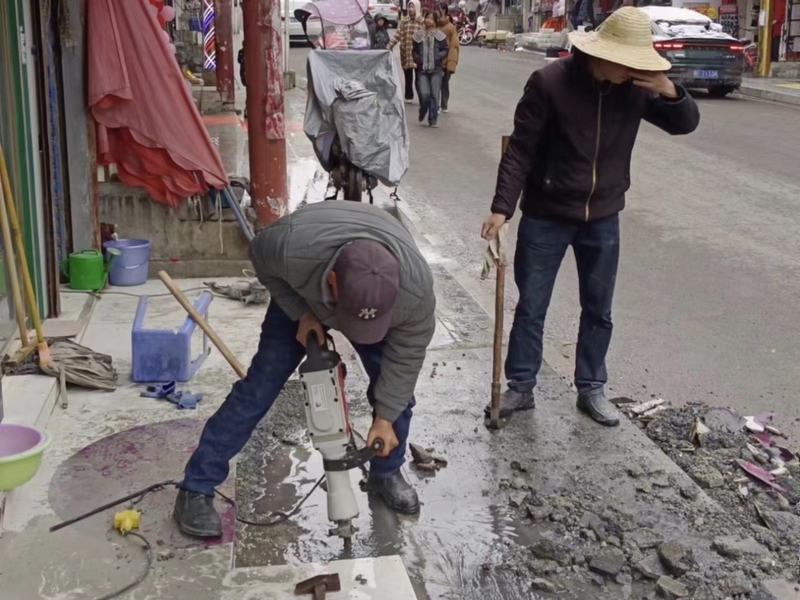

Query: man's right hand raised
left=297, top=311, right=325, bottom=347
left=481, top=213, right=507, bottom=241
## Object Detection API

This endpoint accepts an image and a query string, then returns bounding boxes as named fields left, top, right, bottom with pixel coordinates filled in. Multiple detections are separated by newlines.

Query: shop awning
left=87, top=0, right=228, bottom=208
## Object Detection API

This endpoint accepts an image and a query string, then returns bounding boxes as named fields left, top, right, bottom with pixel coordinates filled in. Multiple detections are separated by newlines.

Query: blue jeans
left=505, top=215, right=619, bottom=397
left=182, top=302, right=415, bottom=496
left=417, top=70, right=442, bottom=124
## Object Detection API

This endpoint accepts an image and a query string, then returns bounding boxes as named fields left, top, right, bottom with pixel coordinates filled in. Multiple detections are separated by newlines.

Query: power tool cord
left=93, top=531, right=153, bottom=600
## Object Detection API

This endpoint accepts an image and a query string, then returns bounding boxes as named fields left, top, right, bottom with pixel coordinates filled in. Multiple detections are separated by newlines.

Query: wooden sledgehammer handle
left=158, top=271, right=247, bottom=379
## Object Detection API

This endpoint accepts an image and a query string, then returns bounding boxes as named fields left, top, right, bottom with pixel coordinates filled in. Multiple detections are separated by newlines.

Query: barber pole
left=203, top=0, right=217, bottom=70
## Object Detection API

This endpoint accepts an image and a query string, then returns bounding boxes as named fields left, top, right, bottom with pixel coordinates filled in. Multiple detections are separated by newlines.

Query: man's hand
left=631, top=71, right=678, bottom=98
left=481, top=213, right=507, bottom=241
left=296, top=311, right=325, bottom=347
left=367, top=417, right=398, bottom=457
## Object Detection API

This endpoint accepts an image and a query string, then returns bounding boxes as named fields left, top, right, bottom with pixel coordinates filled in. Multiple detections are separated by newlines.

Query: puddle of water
left=237, top=437, right=537, bottom=600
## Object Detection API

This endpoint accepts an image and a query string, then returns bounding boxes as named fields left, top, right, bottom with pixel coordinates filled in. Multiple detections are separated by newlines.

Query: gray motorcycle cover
left=305, top=49, right=409, bottom=186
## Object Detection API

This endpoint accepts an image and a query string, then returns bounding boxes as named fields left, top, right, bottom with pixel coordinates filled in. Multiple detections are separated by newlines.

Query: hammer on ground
left=295, top=574, right=341, bottom=599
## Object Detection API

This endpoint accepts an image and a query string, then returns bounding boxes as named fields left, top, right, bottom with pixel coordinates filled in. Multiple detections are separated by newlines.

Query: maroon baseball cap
left=334, top=240, right=400, bottom=344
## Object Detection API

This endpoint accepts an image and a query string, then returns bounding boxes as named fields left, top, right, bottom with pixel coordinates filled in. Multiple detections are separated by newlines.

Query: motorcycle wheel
left=342, top=166, right=364, bottom=202
left=460, top=29, right=475, bottom=45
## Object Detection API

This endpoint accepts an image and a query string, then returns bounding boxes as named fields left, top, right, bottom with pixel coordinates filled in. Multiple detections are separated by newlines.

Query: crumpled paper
left=480, top=223, right=509, bottom=280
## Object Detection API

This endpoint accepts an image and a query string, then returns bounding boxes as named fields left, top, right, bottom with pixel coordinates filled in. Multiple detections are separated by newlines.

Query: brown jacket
left=438, top=19, right=459, bottom=73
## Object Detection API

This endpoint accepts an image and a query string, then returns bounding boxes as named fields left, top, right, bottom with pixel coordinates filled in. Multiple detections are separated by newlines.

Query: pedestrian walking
left=481, top=8, right=700, bottom=426
left=238, top=40, right=247, bottom=120
left=437, top=2, right=459, bottom=113
left=388, top=0, right=423, bottom=103
left=373, top=14, right=391, bottom=49
left=412, top=10, right=448, bottom=128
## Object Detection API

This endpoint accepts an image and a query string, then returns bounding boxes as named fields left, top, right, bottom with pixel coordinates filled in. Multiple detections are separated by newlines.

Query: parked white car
left=284, top=0, right=322, bottom=42
left=368, top=1, right=400, bottom=27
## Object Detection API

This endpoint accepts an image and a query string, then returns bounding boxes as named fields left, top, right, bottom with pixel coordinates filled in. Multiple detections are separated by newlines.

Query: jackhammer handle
left=370, top=439, right=385, bottom=454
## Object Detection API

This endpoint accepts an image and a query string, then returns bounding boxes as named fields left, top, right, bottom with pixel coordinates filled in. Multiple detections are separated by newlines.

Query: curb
left=737, top=84, right=800, bottom=108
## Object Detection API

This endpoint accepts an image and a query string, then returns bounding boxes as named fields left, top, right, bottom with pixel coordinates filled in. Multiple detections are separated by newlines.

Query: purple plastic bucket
left=0, top=424, right=45, bottom=458
left=104, top=239, right=151, bottom=286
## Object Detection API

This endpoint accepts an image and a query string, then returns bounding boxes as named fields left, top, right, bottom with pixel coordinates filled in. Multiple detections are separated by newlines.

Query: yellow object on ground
left=114, top=509, right=141, bottom=534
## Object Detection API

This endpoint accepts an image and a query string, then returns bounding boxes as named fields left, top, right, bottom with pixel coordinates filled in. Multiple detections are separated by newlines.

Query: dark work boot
left=173, top=489, right=223, bottom=538
left=577, top=392, right=620, bottom=427
left=484, top=388, right=535, bottom=419
left=366, top=470, right=420, bottom=515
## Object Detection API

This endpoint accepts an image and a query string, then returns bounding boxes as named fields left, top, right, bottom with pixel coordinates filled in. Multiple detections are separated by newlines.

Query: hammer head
left=294, top=574, right=342, bottom=596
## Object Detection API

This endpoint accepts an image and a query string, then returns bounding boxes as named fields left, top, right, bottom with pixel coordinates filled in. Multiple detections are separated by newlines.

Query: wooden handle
left=157, top=271, right=247, bottom=379
left=0, top=165, right=28, bottom=348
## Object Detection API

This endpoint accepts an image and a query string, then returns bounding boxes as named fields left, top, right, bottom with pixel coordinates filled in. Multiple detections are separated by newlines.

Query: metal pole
left=283, top=0, right=290, bottom=73
left=757, top=0, right=772, bottom=76
left=243, top=0, right=288, bottom=227
left=214, top=0, right=236, bottom=105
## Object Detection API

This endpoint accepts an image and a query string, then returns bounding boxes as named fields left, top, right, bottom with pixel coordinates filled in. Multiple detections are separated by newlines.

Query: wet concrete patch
left=49, top=418, right=235, bottom=549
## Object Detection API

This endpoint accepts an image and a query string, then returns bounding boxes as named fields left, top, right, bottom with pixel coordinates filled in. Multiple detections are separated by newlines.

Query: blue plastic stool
left=131, top=292, right=213, bottom=383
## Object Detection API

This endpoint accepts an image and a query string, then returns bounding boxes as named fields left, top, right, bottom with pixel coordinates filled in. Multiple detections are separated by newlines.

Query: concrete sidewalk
left=738, top=78, right=800, bottom=107
left=0, top=85, right=796, bottom=600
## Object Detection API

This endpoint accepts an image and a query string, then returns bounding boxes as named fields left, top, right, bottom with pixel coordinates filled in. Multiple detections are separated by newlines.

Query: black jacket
left=492, top=55, right=700, bottom=224
left=412, top=29, right=448, bottom=72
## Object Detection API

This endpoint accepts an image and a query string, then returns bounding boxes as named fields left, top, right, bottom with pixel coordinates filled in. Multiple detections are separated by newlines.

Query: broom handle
left=158, top=271, right=247, bottom=379
left=0, top=166, right=29, bottom=348
left=0, top=144, right=43, bottom=343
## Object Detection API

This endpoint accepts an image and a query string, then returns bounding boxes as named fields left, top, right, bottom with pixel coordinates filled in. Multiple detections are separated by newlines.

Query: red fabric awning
left=88, top=0, right=229, bottom=208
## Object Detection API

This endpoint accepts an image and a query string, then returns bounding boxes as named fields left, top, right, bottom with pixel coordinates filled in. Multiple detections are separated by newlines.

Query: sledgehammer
left=488, top=136, right=511, bottom=430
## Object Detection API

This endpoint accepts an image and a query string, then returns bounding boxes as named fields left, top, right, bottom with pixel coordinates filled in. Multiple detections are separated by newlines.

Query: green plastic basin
left=0, top=424, right=52, bottom=491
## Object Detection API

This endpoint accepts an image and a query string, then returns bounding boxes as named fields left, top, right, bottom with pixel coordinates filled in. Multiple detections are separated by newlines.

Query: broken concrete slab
left=656, top=575, right=689, bottom=598
left=712, top=535, right=771, bottom=559
left=658, top=541, right=694, bottom=577
left=588, top=549, right=626, bottom=578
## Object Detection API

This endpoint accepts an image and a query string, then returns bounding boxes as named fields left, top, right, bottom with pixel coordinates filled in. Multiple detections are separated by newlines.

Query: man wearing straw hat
left=481, top=7, right=699, bottom=427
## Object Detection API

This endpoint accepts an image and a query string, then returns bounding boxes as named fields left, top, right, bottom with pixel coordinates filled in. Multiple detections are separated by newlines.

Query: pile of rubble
left=637, top=403, right=800, bottom=578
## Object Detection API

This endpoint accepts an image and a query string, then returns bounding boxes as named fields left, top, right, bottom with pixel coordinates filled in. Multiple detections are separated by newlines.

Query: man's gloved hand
left=297, top=311, right=325, bottom=347
left=367, top=416, right=398, bottom=457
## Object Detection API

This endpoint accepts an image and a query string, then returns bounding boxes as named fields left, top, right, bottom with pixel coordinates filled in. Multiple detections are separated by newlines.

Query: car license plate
left=290, top=16, right=298, bottom=22
left=694, top=69, right=719, bottom=79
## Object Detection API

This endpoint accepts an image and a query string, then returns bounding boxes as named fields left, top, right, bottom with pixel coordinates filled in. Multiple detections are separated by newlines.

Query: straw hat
left=568, top=7, right=671, bottom=72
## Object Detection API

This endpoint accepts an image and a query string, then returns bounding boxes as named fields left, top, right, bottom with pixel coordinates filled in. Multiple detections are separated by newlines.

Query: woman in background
left=412, top=10, right=448, bottom=127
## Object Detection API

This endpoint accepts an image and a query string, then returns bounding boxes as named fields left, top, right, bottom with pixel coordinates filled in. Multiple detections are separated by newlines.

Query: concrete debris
left=712, top=535, right=770, bottom=559
left=657, top=541, right=694, bottom=577
left=508, top=491, right=530, bottom=508
left=625, top=530, right=664, bottom=551
left=656, top=575, right=689, bottom=598
left=530, top=538, right=572, bottom=566
left=628, top=398, right=666, bottom=416
left=635, top=552, right=667, bottom=580
left=692, top=465, right=725, bottom=489
left=510, top=460, right=528, bottom=473
left=409, top=443, right=447, bottom=471
left=526, top=504, right=552, bottom=521
left=610, top=396, right=638, bottom=406
left=679, top=486, right=698, bottom=501
left=717, top=571, right=755, bottom=596
left=588, top=549, right=626, bottom=578
left=530, top=577, right=558, bottom=593
left=703, top=407, right=746, bottom=434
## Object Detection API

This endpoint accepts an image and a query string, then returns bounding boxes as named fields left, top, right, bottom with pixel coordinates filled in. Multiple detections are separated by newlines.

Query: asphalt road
left=288, top=45, right=800, bottom=440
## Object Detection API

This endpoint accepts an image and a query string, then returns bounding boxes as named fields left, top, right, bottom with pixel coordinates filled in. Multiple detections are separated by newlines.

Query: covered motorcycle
left=295, top=0, right=410, bottom=201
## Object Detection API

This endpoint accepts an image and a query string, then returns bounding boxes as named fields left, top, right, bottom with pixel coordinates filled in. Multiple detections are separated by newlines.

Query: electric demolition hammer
left=299, top=333, right=384, bottom=550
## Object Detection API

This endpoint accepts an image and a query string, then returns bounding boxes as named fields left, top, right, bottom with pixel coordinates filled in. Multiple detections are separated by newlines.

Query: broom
left=0, top=143, right=51, bottom=367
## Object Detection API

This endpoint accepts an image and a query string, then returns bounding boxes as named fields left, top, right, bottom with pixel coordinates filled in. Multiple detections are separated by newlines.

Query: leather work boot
left=173, top=489, right=223, bottom=538
left=577, top=393, right=620, bottom=427
left=366, top=470, right=420, bottom=515
left=484, top=388, right=535, bottom=419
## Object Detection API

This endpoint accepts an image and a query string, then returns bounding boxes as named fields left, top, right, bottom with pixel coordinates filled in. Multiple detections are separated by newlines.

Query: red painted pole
left=214, top=0, right=236, bottom=105
left=242, top=0, right=287, bottom=227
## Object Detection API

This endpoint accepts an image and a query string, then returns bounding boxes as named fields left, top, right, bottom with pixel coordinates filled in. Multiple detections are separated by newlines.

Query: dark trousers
left=505, top=214, right=620, bottom=397
left=182, top=302, right=415, bottom=496
left=404, top=67, right=415, bottom=100
left=440, top=70, right=451, bottom=110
